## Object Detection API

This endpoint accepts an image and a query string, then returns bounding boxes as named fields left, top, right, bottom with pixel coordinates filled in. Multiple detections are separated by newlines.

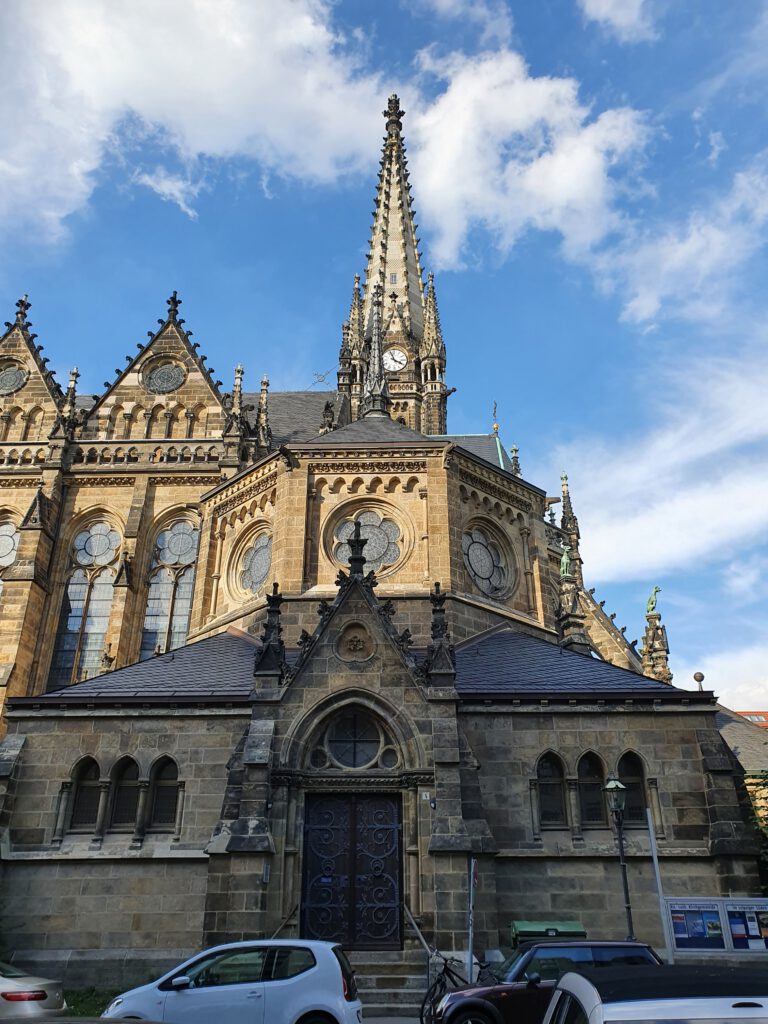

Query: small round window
left=309, top=710, right=400, bottom=771
left=241, top=534, right=272, bottom=593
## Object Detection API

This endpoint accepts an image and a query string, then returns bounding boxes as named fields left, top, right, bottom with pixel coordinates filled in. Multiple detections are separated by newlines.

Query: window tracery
left=537, top=753, right=567, bottom=827
left=241, top=533, right=272, bottom=593
left=139, top=521, right=199, bottom=660
left=577, top=752, right=607, bottom=826
left=49, top=521, right=121, bottom=689
left=461, top=526, right=508, bottom=597
left=617, top=752, right=646, bottom=824
left=334, top=510, right=400, bottom=573
left=308, top=710, right=399, bottom=771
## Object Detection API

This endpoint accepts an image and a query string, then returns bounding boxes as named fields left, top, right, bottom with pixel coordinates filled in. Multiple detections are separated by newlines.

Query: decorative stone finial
left=347, top=521, right=368, bottom=578
left=15, top=294, right=31, bottom=326
left=640, top=591, right=673, bottom=684
left=256, top=374, right=272, bottom=450
left=384, top=94, right=405, bottom=136
left=510, top=444, right=521, bottom=477
left=253, top=582, right=287, bottom=684
left=361, top=283, right=391, bottom=417
left=167, top=290, right=181, bottom=322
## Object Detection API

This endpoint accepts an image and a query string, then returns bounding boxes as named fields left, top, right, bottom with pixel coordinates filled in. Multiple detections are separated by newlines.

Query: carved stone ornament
left=0, top=363, right=28, bottom=396
left=335, top=622, right=375, bottom=663
left=145, top=361, right=186, bottom=394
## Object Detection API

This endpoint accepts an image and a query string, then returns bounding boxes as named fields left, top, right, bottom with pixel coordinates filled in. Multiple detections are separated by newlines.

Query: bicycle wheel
left=420, top=975, right=447, bottom=1024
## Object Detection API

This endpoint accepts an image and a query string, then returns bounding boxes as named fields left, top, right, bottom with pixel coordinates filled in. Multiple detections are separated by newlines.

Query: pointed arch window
left=110, top=758, right=140, bottom=829
left=537, top=753, right=567, bottom=826
left=49, top=522, right=121, bottom=689
left=149, top=758, right=180, bottom=830
left=577, top=753, right=607, bottom=826
left=139, top=521, right=199, bottom=660
left=618, top=752, right=646, bottom=824
left=69, top=757, right=101, bottom=831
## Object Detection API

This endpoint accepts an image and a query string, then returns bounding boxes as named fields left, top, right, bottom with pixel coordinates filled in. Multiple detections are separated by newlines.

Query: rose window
left=308, top=710, right=400, bottom=771
left=0, top=523, right=20, bottom=568
left=462, top=527, right=507, bottom=597
left=334, top=511, right=400, bottom=573
left=73, top=522, right=121, bottom=567
left=146, top=362, right=185, bottom=394
left=155, top=521, right=199, bottom=566
left=242, top=534, right=272, bottom=593
left=0, top=364, right=27, bottom=396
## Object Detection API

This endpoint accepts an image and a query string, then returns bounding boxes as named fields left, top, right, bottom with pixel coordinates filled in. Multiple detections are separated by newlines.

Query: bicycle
left=420, top=949, right=497, bottom=1024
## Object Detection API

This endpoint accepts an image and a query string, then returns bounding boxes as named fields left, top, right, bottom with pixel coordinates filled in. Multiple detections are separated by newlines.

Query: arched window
left=0, top=519, right=20, bottom=604
left=69, top=757, right=101, bottom=831
left=110, top=758, right=140, bottom=829
left=139, top=521, right=199, bottom=660
left=577, top=753, right=606, bottom=826
left=49, top=521, right=121, bottom=689
left=537, top=753, right=567, bottom=826
left=618, top=752, right=646, bottom=824
left=149, top=758, right=180, bottom=830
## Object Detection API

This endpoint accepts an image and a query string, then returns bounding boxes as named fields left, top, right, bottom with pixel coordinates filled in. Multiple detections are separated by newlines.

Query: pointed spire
left=166, top=290, right=181, bottom=322
left=510, top=444, right=521, bottom=477
left=557, top=568, right=592, bottom=656
left=347, top=520, right=368, bottom=578
left=232, top=363, right=244, bottom=418
left=560, top=472, right=583, bottom=587
left=347, top=274, right=364, bottom=357
left=361, top=284, right=391, bottom=417
left=640, top=587, right=673, bottom=684
left=253, top=582, right=287, bottom=684
left=422, top=272, right=444, bottom=359
left=65, top=367, right=79, bottom=415
left=361, top=95, right=426, bottom=348
left=256, top=374, right=272, bottom=449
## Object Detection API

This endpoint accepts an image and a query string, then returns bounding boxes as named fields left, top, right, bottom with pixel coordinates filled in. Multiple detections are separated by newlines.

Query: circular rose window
left=0, top=363, right=27, bottom=396
left=462, top=527, right=508, bottom=597
left=73, top=522, right=121, bottom=567
left=155, top=522, right=199, bottom=566
left=0, top=523, right=20, bottom=568
left=308, top=710, right=400, bottom=771
left=145, top=362, right=185, bottom=394
left=241, top=534, right=272, bottom=593
left=334, top=510, right=400, bottom=573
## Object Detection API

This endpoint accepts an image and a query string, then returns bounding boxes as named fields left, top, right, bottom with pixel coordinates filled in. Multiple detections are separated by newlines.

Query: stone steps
left=350, top=948, right=429, bottom=1019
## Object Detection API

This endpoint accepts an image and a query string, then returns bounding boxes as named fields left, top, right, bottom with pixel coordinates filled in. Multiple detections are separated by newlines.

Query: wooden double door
left=301, top=792, right=403, bottom=949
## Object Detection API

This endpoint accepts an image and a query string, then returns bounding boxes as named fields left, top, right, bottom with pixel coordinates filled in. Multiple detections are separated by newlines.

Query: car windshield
left=489, top=952, right=525, bottom=980
left=0, top=961, right=29, bottom=978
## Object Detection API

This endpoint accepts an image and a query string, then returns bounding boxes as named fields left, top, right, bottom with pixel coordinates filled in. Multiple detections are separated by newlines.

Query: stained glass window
left=49, top=521, right=121, bottom=690
left=538, top=754, right=567, bottom=826
left=110, top=759, right=140, bottom=829
left=70, top=758, right=101, bottom=830
left=327, top=712, right=381, bottom=768
left=461, top=528, right=507, bottom=597
left=334, top=511, right=400, bottom=573
left=241, top=534, right=272, bottom=593
left=149, top=758, right=179, bottom=829
left=139, top=521, right=199, bottom=659
left=618, top=752, right=646, bottom=823
left=0, top=522, right=20, bottom=568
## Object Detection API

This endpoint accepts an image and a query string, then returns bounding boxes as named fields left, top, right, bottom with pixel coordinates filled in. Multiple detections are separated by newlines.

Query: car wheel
left=449, top=1010, right=495, bottom=1024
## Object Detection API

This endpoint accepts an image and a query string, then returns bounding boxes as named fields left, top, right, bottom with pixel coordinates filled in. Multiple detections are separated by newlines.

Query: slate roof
left=291, top=414, right=439, bottom=447
left=243, top=390, right=347, bottom=445
left=441, top=434, right=513, bottom=471
left=716, top=706, right=768, bottom=773
left=454, top=625, right=710, bottom=700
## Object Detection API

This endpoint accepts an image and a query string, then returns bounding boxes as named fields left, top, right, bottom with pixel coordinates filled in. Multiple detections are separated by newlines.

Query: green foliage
left=64, top=987, right=121, bottom=1016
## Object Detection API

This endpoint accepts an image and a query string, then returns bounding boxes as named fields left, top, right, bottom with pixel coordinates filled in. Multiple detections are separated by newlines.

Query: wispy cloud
left=132, top=168, right=204, bottom=219
left=411, top=0, right=513, bottom=46
left=673, top=643, right=768, bottom=711
left=576, top=0, right=658, bottom=43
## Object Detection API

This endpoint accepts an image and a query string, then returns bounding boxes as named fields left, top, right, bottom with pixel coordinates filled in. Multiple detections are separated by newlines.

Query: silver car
left=0, top=960, right=66, bottom=1018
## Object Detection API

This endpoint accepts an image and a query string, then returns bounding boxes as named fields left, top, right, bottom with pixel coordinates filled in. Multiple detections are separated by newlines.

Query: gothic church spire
left=363, top=95, right=425, bottom=347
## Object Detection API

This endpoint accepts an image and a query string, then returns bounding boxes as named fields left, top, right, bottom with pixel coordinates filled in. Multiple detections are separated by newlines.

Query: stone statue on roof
left=560, top=543, right=571, bottom=577
left=647, top=585, right=661, bottom=614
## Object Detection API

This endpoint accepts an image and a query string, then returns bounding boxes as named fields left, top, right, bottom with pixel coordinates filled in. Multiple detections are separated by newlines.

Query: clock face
left=383, top=348, right=408, bottom=372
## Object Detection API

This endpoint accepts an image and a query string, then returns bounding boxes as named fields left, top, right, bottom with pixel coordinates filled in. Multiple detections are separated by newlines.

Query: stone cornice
left=210, top=469, right=279, bottom=517
left=307, top=459, right=427, bottom=474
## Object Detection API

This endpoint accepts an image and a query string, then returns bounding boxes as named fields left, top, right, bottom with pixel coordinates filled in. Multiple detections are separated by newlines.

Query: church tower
left=337, top=95, right=449, bottom=432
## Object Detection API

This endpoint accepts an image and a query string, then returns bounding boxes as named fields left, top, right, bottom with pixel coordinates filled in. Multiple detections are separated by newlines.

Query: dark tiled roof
left=454, top=626, right=705, bottom=699
left=716, top=706, right=768, bottom=773
left=445, top=434, right=513, bottom=471
left=293, top=414, right=439, bottom=447
left=243, top=391, right=347, bottom=445
left=27, top=631, right=260, bottom=703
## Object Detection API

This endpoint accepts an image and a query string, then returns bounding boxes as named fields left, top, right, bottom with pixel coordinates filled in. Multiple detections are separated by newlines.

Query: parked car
left=100, top=938, right=362, bottom=1023
left=432, top=940, right=662, bottom=1024
left=0, top=960, right=66, bottom=1019
left=541, top=964, right=768, bottom=1024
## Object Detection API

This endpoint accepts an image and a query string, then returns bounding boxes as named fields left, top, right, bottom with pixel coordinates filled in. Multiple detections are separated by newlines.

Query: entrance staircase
left=349, top=945, right=429, bottom=1019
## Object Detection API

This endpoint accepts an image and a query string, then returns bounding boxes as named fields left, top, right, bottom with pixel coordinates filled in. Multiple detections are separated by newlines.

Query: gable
left=0, top=299, right=64, bottom=447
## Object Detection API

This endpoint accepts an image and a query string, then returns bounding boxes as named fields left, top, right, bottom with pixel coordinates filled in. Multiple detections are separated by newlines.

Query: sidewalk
left=365, top=1018, right=419, bottom=1024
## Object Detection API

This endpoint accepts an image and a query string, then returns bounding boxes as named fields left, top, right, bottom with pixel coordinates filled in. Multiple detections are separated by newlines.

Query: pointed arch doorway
left=301, top=791, right=403, bottom=949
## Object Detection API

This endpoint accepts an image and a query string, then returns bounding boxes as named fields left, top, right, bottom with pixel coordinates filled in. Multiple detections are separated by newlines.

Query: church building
left=0, top=97, right=759, bottom=991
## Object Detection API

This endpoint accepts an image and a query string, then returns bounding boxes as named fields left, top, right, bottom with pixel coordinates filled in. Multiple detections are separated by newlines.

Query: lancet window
left=49, top=521, right=121, bottom=689
left=139, top=521, right=199, bottom=660
left=537, top=753, right=568, bottom=826
left=617, top=752, right=646, bottom=824
left=577, top=752, right=607, bottom=826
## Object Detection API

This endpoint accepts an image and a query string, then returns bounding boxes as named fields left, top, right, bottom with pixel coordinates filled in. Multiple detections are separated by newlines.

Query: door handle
left=247, top=991, right=263, bottom=998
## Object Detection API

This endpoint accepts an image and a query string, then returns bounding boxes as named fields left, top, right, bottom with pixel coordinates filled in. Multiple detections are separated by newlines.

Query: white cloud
left=411, top=0, right=513, bottom=46
left=132, top=168, right=204, bottom=219
left=577, top=0, right=657, bottom=43
left=673, top=644, right=768, bottom=712
left=722, top=554, right=768, bottom=606
left=599, top=157, right=768, bottom=325
left=0, top=0, right=388, bottom=242
left=551, top=347, right=768, bottom=583
left=409, top=50, right=649, bottom=268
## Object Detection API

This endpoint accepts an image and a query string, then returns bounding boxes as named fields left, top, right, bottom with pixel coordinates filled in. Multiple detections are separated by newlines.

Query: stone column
left=173, top=781, right=186, bottom=842
left=529, top=779, right=541, bottom=842
left=647, top=778, right=666, bottom=839
left=52, top=781, right=72, bottom=845
left=567, top=778, right=583, bottom=843
left=91, top=781, right=111, bottom=845
left=131, top=781, right=150, bottom=847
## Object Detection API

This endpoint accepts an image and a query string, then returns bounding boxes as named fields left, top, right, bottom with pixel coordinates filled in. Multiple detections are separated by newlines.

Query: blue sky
left=2, top=0, right=768, bottom=708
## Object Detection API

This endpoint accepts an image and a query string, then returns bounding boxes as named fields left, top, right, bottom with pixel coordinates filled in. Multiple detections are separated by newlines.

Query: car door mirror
left=526, top=972, right=541, bottom=987
left=171, top=975, right=191, bottom=989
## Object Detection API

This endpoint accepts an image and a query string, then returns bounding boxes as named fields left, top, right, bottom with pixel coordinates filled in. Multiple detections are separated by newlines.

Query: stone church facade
left=0, top=97, right=759, bottom=985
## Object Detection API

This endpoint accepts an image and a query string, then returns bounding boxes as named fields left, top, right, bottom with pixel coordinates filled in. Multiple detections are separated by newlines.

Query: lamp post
left=604, top=776, right=635, bottom=941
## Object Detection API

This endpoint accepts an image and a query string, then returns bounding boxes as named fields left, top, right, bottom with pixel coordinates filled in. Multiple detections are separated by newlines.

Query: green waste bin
left=510, top=920, right=587, bottom=946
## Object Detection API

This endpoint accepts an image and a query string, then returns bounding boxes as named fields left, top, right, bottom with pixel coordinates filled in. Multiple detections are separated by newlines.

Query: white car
left=0, top=959, right=66, bottom=1018
left=542, top=964, right=768, bottom=1024
left=101, top=939, right=363, bottom=1023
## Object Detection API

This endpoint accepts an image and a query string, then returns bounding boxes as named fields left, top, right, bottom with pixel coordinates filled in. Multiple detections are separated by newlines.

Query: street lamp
left=604, top=776, right=635, bottom=941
